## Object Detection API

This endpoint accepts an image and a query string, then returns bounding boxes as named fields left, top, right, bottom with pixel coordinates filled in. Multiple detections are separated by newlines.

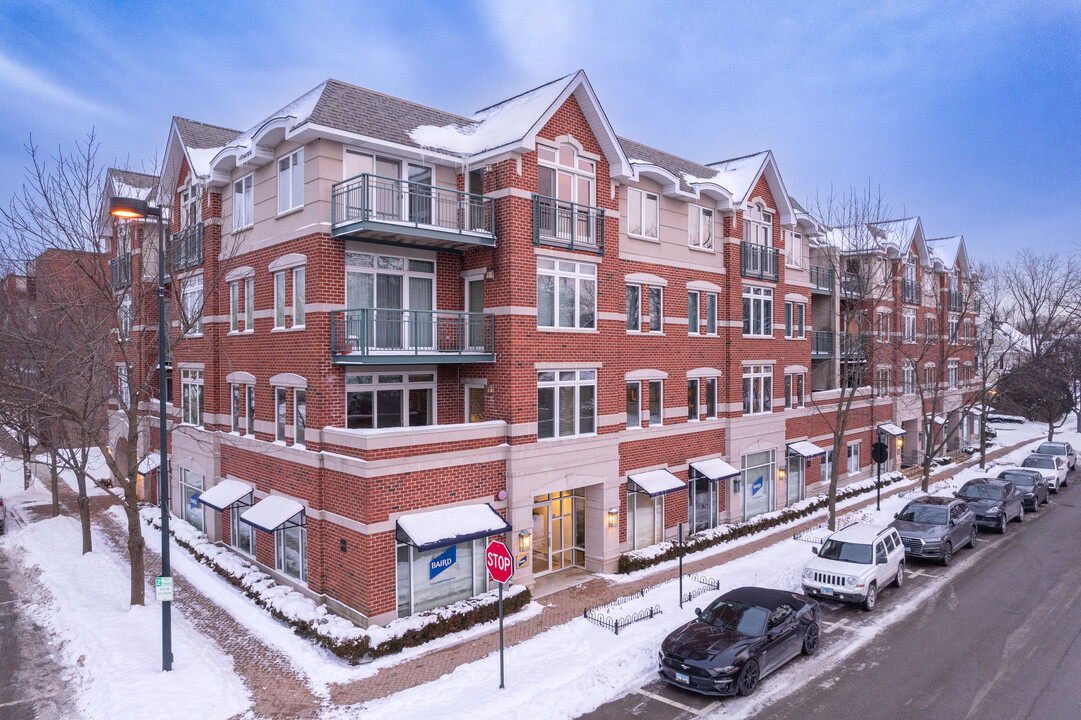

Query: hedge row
left=617, top=474, right=907, bottom=574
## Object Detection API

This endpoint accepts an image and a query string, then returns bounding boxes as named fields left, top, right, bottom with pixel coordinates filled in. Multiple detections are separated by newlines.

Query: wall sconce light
left=519, top=529, right=532, bottom=552
left=607, top=507, right=619, bottom=528
left=896, top=437, right=904, bottom=450
left=484, top=383, right=496, bottom=397
left=484, top=269, right=495, bottom=281
left=777, top=468, right=786, bottom=481
left=483, top=163, right=495, bottom=174
left=733, top=477, right=741, bottom=493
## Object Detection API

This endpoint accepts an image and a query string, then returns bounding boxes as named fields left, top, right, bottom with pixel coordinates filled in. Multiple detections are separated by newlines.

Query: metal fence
left=532, top=194, right=605, bottom=253
left=583, top=605, right=662, bottom=635
left=740, top=242, right=779, bottom=281
left=331, top=173, right=494, bottom=237
left=330, top=308, right=494, bottom=358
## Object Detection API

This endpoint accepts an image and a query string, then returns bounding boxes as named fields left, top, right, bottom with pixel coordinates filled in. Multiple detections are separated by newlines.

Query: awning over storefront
left=197, top=479, right=254, bottom=512
left=931, top=415, right=948, bottom=425
left=395, top=503, right=511, bottom=552
left=240, top=495, right=306, bottom=534
left=877, top=423, right=907, bottom=437
left=689, top=458, right=740, bottom=482
left=787, top=441, right=827, bottom=459
left=138, top=455, right=161, bottom=474
left=967, top=407, right=983, bottom=416
left=628, top=468, right=686, bottom=497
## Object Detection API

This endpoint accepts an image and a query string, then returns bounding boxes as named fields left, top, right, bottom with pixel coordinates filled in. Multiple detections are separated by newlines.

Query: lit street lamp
left=109, top=196, right=173, bottom=672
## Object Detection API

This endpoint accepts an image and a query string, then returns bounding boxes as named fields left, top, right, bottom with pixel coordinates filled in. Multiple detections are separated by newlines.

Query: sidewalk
left=328, top=440, right=1031, bottom=707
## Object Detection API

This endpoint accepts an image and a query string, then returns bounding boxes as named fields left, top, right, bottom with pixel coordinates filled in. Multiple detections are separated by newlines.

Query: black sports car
left=658, top=586, right=821, bottom=696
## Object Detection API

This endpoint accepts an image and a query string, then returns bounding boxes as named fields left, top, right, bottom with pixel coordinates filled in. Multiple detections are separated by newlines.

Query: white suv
left=801, top=523, right=905, bottom=611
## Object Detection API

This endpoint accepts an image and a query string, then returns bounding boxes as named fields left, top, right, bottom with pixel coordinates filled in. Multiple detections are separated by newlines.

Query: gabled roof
left=619, top=136, right=718, bottom=194
left=705, top=151, right=771, bottom=202
left=821, top=216, right=930, bottom=262
left=174, top=117, right=242, bottom=151
left=98, top=168, right=159, bottom=237
left=926, top=235, right=971, bottom=276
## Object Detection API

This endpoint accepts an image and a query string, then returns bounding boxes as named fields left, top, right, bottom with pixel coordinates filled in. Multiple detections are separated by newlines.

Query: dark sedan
left=996, top=468, right=1050, bottom=511
left=955, top=479, right=1024, bottom=534
left=658, top=586, right=820, bottom=697
left=890, top=496, right=977, bottom=566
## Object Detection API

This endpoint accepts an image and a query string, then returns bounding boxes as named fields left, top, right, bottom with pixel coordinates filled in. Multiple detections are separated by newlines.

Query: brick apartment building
left=102, top=70, right=979, bottom=627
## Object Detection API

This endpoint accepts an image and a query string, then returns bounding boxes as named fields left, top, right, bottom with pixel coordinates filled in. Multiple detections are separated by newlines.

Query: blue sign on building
left=751, top=476, right=764, bottom=497
left=429, top=544, right=457, bottom=580
left=189, top=493, right=200, bottom=510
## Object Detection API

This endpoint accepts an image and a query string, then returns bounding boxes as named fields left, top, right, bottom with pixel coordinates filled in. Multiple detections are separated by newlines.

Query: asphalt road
left=579, top=472, right=1081, bottom=720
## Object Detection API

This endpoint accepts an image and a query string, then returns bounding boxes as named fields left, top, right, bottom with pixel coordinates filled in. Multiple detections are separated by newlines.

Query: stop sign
left=486, top=540, right=513, bottom=584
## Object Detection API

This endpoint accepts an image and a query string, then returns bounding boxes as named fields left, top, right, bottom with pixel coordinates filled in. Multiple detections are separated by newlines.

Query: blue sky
left=1, top=0, right=1078, bottom=259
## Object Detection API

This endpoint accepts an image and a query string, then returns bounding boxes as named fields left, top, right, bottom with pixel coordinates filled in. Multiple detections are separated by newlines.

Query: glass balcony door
left=466, top=279, right=485, bottom=350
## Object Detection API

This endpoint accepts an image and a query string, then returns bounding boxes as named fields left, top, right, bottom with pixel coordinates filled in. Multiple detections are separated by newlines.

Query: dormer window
left=537, top=141, right=595, bottom=209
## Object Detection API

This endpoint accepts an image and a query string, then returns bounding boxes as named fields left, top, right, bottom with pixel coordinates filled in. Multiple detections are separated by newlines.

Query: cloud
left=476, top=0, right=588, bottom=79
left=0, top=48, right=119, bottom=120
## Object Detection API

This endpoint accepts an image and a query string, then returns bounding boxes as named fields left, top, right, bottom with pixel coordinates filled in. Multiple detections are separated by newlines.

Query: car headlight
left=846, top=576, right=856, bottom=587
left=802, top=569, right=814, bottom=579
left=988, top=505, right=1001, bottom=514
left=709, top=665, right=739, bottom=676
left=658, top=650, right=665, bottom=663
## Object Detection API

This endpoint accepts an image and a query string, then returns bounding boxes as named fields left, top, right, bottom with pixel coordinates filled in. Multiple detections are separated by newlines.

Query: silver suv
left=1036, top=441, right=1076, bottom=472
left=801, top=523, right=905, bottom=611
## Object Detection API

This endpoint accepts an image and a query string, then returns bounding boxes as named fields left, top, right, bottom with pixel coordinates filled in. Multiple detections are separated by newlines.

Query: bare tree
left=971, top=260, right=1020, bottom=469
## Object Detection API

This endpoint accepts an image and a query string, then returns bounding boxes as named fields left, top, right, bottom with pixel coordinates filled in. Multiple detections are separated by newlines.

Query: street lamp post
left=109, top=196, right=172, bottom=672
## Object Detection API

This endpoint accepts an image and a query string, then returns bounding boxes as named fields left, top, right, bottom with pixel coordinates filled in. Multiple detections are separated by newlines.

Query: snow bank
left=1, top=515, right=250, bottom=720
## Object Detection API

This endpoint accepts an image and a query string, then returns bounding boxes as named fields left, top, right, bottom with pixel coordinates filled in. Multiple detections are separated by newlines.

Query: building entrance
left=531, top=489, right=585, bottom=575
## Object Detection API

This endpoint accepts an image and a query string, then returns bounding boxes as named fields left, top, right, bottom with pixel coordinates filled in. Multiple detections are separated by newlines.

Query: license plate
left=820, top=587, right=834, bottom=596
left=676, top=672, right=690, bottom=684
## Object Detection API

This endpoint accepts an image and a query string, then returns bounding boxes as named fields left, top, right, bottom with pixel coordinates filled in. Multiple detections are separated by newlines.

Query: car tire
left=1063, top=476, right=1068, bottom=488
left=894, top=562, right=905, bottom=588
left=737, top=659, right=760, bottom=696
left=998, top=514, right=1008, bottom=534
left=1016, top=505, right=1024, bottom=523
left=802, top=623, right=820, bottom=655
left=1051, top=484, right=1059, bottom=495
left=941, top=542, right=953, bottom=567
left=1030, top=499, right=1039, bottom=513
left=968, top=526, right=978, bottom=549
left=861, top=583, right=877, bottom=612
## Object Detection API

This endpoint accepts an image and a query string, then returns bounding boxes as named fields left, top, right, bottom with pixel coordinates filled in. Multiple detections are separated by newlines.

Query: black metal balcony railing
left=330, top=308, right=495, bottom=364
left=811, top=330, right=834, bottom=357
left=172, top=223, right=204, bottom=273
left=841, top=332, right=865, bottom=359
left=809, top=265, right=834, bottom=294
left=948, top=290, right=963, bottom=312
left=974, top=298, right=982, bottom=314
left=532, top=194, right=605, bottom=254
left=331, top=173, right=495, bottom=241
left=110, top=253, right=131, bottom=290
left=740, top=242, right=779, bottom=281
left=901, top=278, right=920, bottom=304
left=839, top=274, right=864, bottom=298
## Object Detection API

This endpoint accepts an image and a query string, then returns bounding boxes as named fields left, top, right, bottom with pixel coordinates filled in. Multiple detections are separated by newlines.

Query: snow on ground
left=0, top=515, right=250, bottom=720
left=55, top=448, right=113, bottom=497
left=0, top=453, right=30, bottom=498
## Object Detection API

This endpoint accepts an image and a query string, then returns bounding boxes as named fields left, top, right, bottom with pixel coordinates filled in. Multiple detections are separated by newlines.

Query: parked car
left=1035, top=441, right=1076, bottom=471
left=801, top=523, right=905, bottom=611
left=0, top=497, right=5, bottom=534
left=890, top=496, right=977, bottom=566
left=1021, top=453, right=1068, bottom=492
left=658, top=586, right=821, bottom=696
left=955, top=479, right=1024, bottom=533
left=995, top=467, right=1050, bottom=510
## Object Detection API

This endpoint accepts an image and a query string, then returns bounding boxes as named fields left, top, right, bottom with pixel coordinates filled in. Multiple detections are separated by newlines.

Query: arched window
left=537, top=141, right=595, bottom=206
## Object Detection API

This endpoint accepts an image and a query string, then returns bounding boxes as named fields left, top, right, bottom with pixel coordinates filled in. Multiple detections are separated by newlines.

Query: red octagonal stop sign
left=486, top=540, right=513, bottom=584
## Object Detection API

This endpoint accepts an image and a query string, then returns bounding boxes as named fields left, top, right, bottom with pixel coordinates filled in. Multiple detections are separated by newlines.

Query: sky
left=1, top=0, right=1078, bottom=260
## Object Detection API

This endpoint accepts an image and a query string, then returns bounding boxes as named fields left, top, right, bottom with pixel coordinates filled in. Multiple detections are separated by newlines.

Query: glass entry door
left=786, top=454, right=804, bottom=505
left=532, top=489, right=585, bottom=575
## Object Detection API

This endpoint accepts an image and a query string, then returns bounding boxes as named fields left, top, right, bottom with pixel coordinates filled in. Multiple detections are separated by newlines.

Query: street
left=579, top=472, right=1081, bottom=720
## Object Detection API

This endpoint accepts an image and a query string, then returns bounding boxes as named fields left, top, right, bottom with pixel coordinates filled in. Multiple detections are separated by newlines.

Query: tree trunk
left=19, top=431, right=32, bottom=491
left=124, top=484, right=145, bottom=606
left=979, top=414, right=987, bottom=470
left=75, top=469, right=92, bottom=554
left=828, top=434, right=843, bottom=530
left=49, top=450, right=59, bottom=517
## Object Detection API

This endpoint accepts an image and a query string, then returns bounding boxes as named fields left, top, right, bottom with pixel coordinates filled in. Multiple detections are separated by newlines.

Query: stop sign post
left=872, top=435, right=889, bottom=511
left=486, top=540, right=513, bottom=689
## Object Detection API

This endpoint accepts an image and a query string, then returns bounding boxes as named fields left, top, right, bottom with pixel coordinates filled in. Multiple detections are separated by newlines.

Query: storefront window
left=395, top=538, right=488, bottom=618
left=688, top=470, right=718, bottom=534
left=230, top=493, right=254, bottom=556
left=627, top=488, right=664, bottom=549
left=274, top=512, right=307, bottom=582
left=741, top=450, right=775, bottom=520
left=178, top=467, right=205, bottom=532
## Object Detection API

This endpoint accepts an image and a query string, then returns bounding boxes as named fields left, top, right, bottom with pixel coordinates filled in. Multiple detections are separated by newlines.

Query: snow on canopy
left=787, top=440, right=827, bottom=458
left=627, top=468, right=685, bottom=497
left=689, top=458, right=739, bottom=481
left=395, top=503, right=511, bottom=552
left=240, top=495, right=304, bottom=533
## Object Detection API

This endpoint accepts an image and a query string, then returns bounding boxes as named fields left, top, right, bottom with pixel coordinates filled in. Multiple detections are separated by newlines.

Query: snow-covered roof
left=197, top=479, right=253, bottom=512
left=137, top=454, right=161, bottom=474
left=689, top=458, right=739, bottom=481
left=395, top=503, right=510, bottom=552
left=703, top=151, right=770, bottom=202
left=787, top=441, right=827, bottom=459
left=926, top=235, right=971, bottom=276
left=240, top=495, right=305, bottom=534
left=628, top=468, right=685, bottom=497
left=878, top=423, right=907, bottom=437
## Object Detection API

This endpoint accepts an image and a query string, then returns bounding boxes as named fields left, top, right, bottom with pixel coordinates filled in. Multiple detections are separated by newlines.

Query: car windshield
left=896, top=504, right=948, bottom=524
left=1037, top=444, right=1065, bottom=455
left=818, top=539, right=873, bottom=564
left=1023, top=457, right=1055, bottom=470
left=698, top=600, right=769, bottom=636
left=959, top=484, right=1004, bottom=500
left=1001, top=471, right=1035, bottom=487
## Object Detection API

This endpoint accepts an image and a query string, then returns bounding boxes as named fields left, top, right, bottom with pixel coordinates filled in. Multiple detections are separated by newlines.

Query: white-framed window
left=626, top=381, right=641, bottom=429
left=537, top=369, right=596, bottom=439
left=688, top=468, right=719, bottom=534
left=395, top=537, right=488, bottom=618
left=703, top=377, right=718, bottom=418
left=741, top=449, right=775, bottom=520
left=876, top=368, right=891, bottom=397
left=231, top=383, right=241, bottom=433
left=628, top=187, right=659, bottom=240
left=246, top=385, right=255, bottom=436
left=293, top=267, right=306, bottom=327
left=275, top=512, right=308, bottom=583
left=244, top=277, right=254, bottom=331
left=274, top=272, right=286, bottom=328
left=743, top=286, right=773, bottom=337
left=178, top=467, right=205, bottom=532
left=537, top=258, right=596, bottom=330
left=114, top=221, right=131, bottom=255
left=704, top=293, right=717, bottom=335
left=948, top=361, right=959, bottom=389
left=344, top=251, right=436, bottom=350
left=538, top=142, right=595, bottom=204
left=229, top=491, right=254, bottom=556
left=233, top=173, right=254, bottom=229
left=117, top=364, right=131, bottom=406
left=877, top=311, right=890, bottom=342
left=182, top=275, right=203, bottom=336
left=784, top=373, right=805, bottom=408
left=903, top=361, right=917, bottom=395
left=822, top=449, right=834, bottom=483
left=743, top=202, right=773, bottom=246
left=925, top=364, right=937, bottom=390
left=346, top=372, right=435, bottom=429
left=627, top=486, right=664, bottom=549
left=925, top=316, right=936, bottom=339
left=948, top=315, right=958, bottom=343
left=277, top=148, right=304, bottom=214
left=229, top=281, right=239, bottom=333
left=181, top=369, right=203, bottom=426
left=294, top=389, right=306, bottom=448
left=903, top=313, right=916, bottom=343
left=688, top=205, right=714, bottom=250
left=626, top=285, right=639, bottom=332
left=180, top=185, right=200, bottom=229
left=786, top=230, right=803, bottom=268
left=465, top=384, right=486, bottom=423
left=743, top=365, right=773, bottom=415
left=275, top=387, right=288, bottom=442
left=847, top=442, right=861, bottom=475
left=648, top=380, right=663, bottom=426
left=648, top=286, right=663, bottom=332
left=784, top=301, right=805, bottom=339
left=687, top=378, right=700, bottom=420
left=688, top=292, right=700, bottom=335
left=118, top=293, right=132, bottom=337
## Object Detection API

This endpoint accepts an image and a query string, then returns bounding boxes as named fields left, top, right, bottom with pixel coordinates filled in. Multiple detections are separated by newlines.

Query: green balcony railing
left=839, top=274, right=864, bottom=298
left=172, top=223, right=204, bottom=273
left=809, top=265, right=834, bottom=294
left=948, top=290, right=963, bottom=312
left=841, top=332, right=865, bottom=359
left=110, top=253, right=131, bottom=290
left=532, top=194, right=605, bottom=254
left=901, top=278, right=920, bottom=304
left=330, top=308, right=495, bottom=364
left=811, top=330, right=834, bottom=357
left=331, top=173, right=495, bottom=240
left=740, top=242, right=779, bottom=281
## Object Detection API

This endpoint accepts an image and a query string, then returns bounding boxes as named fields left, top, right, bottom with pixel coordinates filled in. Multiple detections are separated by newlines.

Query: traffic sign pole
left=486, top=540, right=513, bottom=690
left=498, top=581, right=505, bottom=689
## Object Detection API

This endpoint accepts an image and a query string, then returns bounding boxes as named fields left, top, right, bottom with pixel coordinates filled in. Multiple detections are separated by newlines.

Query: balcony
left=110, top=253, right=131, bottom=290
left=172, top=223, right=204, bottom=273
left=901, top=278, right=920, bottom=305
left=331, top=174, right=495, bottom=250
left=811, top=330, right=834, bottom=358
left=948, top=290, right=963, bottom=312
left=839, top=274, right=864, bottom=299
left=740, top=242, right=779, bottom=281
left=329, top=308, right=495, bottom=365
left=840, top=332, right=865, bottom=360
left=809, top=265, right=834, bottom=294
left=532, top=194, right=605, bottom=254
